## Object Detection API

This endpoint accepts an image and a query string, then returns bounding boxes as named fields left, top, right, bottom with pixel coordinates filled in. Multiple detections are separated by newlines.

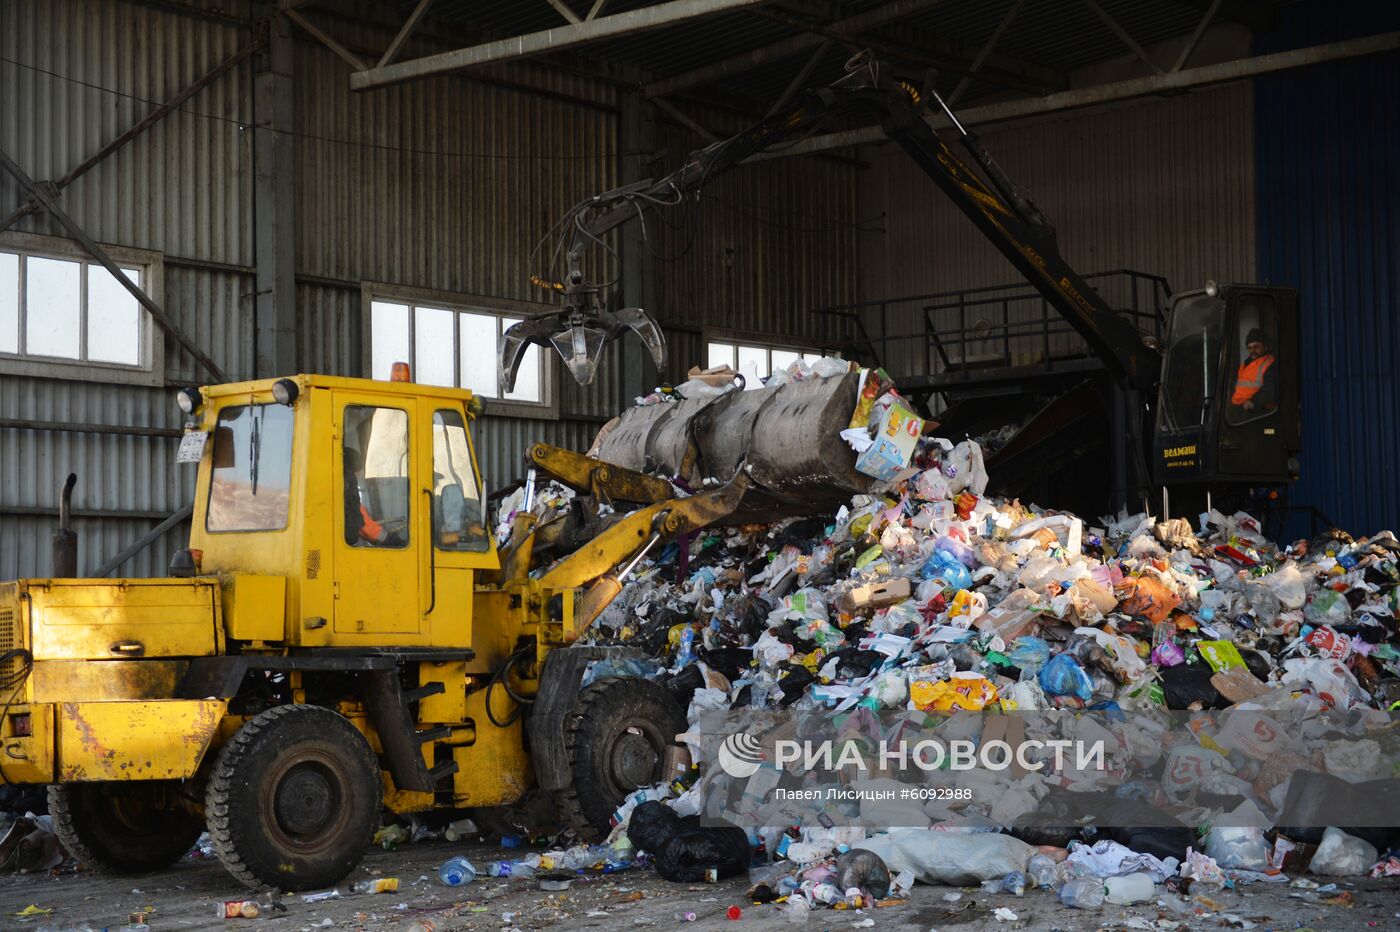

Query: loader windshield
left=206, top=404, right=295, bottom=532
left=1158, top=294, right=1224, bottom=432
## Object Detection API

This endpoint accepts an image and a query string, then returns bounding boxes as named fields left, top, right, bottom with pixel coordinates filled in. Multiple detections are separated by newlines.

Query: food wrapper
left=911, top=674, right=997, bottom=711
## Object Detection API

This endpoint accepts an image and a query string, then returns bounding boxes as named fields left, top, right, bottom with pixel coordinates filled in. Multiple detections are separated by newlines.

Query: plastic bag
left=1202, top=827, right=1270, bottom=870
left=655, top=825, right=753, bottom=882
left=911, top=673, right=997, bottom=711
left=913, top=469, right=951, bottom=502
left=1005, top=636, right=1051, bottom=675
left=921, top=552, right=972, bottom=591
left=858, top=830, right=1033, bottom=885
left=1115, top=576, right=1181, bottom=623
left=835, top=848, right=891, bottom=899
left=628, top=800, right=685, bottom=854
left=1305, top=589, right=1352, bottom=626
left=943, top=440, right=989, bottom=496
left=1039, top=654, right=1093, bottom=700
left=1309, top=826, right=1379, bottom=876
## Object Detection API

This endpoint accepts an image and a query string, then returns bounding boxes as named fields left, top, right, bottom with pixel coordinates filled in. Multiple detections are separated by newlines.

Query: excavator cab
left=1153, top=283, right=1301, bottom=487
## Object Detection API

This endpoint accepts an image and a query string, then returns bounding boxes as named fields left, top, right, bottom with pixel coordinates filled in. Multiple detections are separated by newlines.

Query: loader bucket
left=592, top=372, right=875, bottom=523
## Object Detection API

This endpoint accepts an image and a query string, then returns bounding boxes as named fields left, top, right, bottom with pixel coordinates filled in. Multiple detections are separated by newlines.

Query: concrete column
left=254, top=12, right=297, bottom=378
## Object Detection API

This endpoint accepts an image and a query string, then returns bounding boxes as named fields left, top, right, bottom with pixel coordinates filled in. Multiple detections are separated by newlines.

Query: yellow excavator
left=0, top=365, right=868, bottom=890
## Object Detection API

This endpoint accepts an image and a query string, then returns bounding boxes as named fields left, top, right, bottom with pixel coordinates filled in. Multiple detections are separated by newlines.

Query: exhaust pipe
left=52, top=473, right=77, bottom=577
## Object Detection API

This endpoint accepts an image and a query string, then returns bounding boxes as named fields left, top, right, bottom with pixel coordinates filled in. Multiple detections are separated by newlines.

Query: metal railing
left=813, top=270, right=1171, bottom=383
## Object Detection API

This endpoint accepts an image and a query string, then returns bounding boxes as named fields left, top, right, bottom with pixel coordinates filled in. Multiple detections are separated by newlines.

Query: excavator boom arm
left=509, top=59, right=1161, bottom=393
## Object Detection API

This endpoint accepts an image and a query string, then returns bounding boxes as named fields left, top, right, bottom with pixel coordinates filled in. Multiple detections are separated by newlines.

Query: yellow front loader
left=0, top=368, right=866, bottom=890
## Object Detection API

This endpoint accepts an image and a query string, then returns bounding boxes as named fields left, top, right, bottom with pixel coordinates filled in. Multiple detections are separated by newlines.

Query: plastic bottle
left=1001, top=871, right=1026, bottom=896
left=1104, top=873, right=1154, bottom=905
left=1026, top=854, right=1058, bottom=889
left=350, top=878, right=399, bottom=894
left=438, top=856, right=477, bottom=886
left=1059, top=878, right=1105, bottom=909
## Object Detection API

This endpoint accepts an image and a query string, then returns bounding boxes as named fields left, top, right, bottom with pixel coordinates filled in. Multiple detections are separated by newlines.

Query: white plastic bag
left=1202, top=827, right=1270, bottom=870
left=1309, top=826, right=1378, bottom=876
left=1262, top=563, right=1307, bottom=609
left=943, top=440, right=989, bottom=496
left=857, top=829, right=1033, bottom=885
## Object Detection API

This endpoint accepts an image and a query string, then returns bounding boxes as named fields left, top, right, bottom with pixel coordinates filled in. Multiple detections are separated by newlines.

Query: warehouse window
left=706, top=339, right=840, bottom=383
left=0, top=233, right=163, bottom=386
left=363, top=285, right=554, bottom=415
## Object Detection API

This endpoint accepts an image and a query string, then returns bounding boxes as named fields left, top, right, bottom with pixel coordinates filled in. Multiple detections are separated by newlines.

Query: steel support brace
left=0, top=41, right=261, bottom=234
left=92, top=504, right=195, bottom=578
left=255, top=15, right=298, bottom=379
left=0, top=147, right=226, bottom=382
left=351, top=0, right=770, bottom=90
left=752, top=32, right=1400, bottom=159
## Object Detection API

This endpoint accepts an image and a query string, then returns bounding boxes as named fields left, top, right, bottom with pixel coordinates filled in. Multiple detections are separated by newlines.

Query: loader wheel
left=554, top=677, right=687, bottom=839
left=48, top=782, right=203, bottom=874
left=205, top=705, right=380, bottom=891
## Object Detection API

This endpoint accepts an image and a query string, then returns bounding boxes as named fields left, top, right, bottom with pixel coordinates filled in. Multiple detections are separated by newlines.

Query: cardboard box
left=855, top=400, right=924, bottom=480
left=837, top=576, right=912, bottom=613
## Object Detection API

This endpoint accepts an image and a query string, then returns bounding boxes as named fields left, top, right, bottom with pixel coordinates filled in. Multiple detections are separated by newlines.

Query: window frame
left=341, top=403, right=413, bottom=550
left=703, top=328, right=844, bottom=383
left=204, top=403, right=297, bottom=535
left=360, top=281, right=558, bottom=420
left=0, top=230, right=164, bottom=387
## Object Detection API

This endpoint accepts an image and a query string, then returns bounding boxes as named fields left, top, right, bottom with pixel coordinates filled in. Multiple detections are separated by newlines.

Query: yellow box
left=222, top=574, right=287, bottom=643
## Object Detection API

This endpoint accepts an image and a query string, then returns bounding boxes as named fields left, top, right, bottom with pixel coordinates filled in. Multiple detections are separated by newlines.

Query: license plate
left=175, top=430, right=208, bottom=463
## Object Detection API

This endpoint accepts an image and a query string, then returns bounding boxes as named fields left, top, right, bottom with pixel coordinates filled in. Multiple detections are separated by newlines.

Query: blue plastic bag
left=920, top=551, right=972, bottom=591
left=1039, top=653, right=1093, bottom=700
left=1006, top=636, right=1051, bottom=674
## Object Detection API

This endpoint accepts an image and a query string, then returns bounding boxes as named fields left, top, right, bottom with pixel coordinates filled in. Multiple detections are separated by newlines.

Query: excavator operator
left=344, top=446, right=404, bottom=547
left=1229, top=328, right=1277, bottom=419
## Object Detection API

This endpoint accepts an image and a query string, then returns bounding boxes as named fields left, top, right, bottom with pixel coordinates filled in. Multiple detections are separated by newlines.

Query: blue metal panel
left=1254, top=2, right=1400, bottom=538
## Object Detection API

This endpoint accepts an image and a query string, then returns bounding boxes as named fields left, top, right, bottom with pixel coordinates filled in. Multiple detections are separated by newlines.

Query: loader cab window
left=343, top=406, right=410, bottom=548
left=1225, top=296, right=1279, bottom=426
left=1158, top=293, right=1225, bottom=431
left=432, top=409, right=488, bottom=551
left=206, top=404, right=295, bottom=532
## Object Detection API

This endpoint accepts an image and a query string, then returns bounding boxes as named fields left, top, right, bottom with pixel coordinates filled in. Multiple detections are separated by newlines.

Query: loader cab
left=1152, top=283, right=1300, bottom=486
left=185, top=372, right=498, bottom=649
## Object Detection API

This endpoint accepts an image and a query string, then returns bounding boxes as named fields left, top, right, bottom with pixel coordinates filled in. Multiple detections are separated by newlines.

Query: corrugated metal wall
left=0, top=1, right=866, bottom=579
left=0, top=0, right=254, bottom=580
left=1255, top=2, right=1400, bottom=537
left=652, top=106, right=861, bottom=349
left=857, top=83, right=1256, bottom=383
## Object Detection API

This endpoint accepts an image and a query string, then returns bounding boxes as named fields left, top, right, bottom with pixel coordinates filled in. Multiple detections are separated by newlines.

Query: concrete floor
left=0, top=838, right=1396, bottom=931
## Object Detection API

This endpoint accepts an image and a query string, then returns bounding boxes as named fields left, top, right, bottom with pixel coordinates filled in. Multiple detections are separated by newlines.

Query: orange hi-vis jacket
left=1231, top=354, right=1275, bottom=405
left=359, top=504, right=387, bottom=543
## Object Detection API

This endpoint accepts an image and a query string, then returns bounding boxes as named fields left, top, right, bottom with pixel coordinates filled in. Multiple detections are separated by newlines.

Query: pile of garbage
left=507, top=359, right=1400, bottom=917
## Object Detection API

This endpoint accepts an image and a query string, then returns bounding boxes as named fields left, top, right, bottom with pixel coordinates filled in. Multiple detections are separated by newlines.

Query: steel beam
left=586, top=0, right=610, bottom=20
left=350, top=0, right=771, bottom=91
left=545, top=0, right=582, bottom=25
left=0, top=418, right=182, bottom=439
left=618, top=92, right=659, bottom=409
left=255, top=13, right=298, bottom=379
left=285, top=8, right=368, bottom=70
left=377, top=0, right=436, bottom=68
left=751, top=32, right=1400, bottom=159
left=1, top=41, right=261, bottom=234
left=1082, top=0, right=1162, bottom=74
left=0, top=146, right=227, bottom=382
left=949, top=0, right=1025, bottom=105
left=1171, top=0, right=1223, bottom=73
left=765, top=39, right=831, bottom=116
left=93, top=504, right=195, bottom=577
left=651, top=97, right=719, bottom=142
left=643, top=0, right=942, bottom=98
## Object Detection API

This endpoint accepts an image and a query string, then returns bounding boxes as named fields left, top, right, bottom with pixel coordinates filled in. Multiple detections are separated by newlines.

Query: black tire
left=48, top=782, right=203, bottom=874
left=553, top=677, right=687, bottom=839
left=205, top=705, right=381, bottom=891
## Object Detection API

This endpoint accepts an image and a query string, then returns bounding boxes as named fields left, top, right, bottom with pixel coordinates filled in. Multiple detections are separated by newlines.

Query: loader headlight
left=176, top=387, right=202, bottom=415
left=272, top=378, right=300, bottom=406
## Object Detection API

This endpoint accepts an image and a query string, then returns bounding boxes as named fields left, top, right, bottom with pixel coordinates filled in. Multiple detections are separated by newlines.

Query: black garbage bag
left=654, top=824, right=752, bottom=882
left=1160, top=662, right=1227, bottom=709
left=658, top=664, right=706, bottom=708
left=701, top=646, right=755, bottom=682
left=1101, top=826, right=1195, bottom=863
left=628, top=800, right=692, bottom=854
left=1276, top=770, right=1400, bottom=851
left=835, top=848, right=890, bottom=899
left=821, top=648, right=885, bottom=680
left=776, top=665, right=815, bottom=706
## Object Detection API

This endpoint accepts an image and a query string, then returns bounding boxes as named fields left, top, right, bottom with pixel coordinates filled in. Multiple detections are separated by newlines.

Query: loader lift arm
left=503, top=57, right=1161, bottom=395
